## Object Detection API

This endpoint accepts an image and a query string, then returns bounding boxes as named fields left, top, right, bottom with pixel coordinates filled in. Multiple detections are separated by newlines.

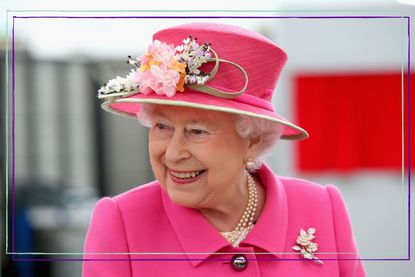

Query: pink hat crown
left=153, top=22, right=287, bottom=103
left=98, top=22, right=308, bottom=140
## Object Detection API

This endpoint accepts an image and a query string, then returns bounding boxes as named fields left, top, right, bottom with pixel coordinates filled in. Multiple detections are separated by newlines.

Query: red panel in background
left=294, top=73, right=414, bottom=172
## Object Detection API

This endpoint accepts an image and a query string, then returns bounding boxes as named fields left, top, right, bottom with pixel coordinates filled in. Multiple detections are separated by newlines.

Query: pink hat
left=98, top=22, right=308, bottom=140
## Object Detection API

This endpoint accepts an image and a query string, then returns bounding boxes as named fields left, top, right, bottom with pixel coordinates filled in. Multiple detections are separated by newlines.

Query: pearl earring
left=245, top=158, right=258, bottom=173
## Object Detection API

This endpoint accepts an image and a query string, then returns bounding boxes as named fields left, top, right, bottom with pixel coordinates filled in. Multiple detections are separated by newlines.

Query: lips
left=169, top=169, right=205, bottom=184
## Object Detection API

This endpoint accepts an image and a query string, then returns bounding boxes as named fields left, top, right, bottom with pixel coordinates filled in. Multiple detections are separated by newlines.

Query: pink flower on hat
left=134, top=40, right=183, bottom=96
left=148, top=66, right=180, bottom=97
left=146, top=40, right=176, bottom=65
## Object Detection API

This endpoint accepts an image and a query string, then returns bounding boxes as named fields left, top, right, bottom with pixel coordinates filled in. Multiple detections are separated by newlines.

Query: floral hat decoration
left=98, top=22, right=308, bottom=140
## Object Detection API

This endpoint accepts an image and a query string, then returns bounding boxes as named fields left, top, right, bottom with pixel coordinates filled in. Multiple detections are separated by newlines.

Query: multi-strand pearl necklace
left=221, top=172, right=258, bottom=247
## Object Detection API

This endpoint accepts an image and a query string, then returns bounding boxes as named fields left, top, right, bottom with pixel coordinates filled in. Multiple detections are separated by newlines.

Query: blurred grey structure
left=2, top=45, right=153, bottom=276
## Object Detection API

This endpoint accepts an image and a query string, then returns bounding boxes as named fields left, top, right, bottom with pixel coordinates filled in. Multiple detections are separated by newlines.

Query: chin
left=165, top=187, right=199, bottom=208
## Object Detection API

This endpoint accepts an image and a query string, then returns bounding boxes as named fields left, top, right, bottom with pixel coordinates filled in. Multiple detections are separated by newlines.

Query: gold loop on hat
left=187, top=49, right=249, bottom=99
left=206, top=48, right=220, bottom=80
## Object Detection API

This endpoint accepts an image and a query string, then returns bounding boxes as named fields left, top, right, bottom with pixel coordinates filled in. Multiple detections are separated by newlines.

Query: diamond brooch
left=292, top=227, right=324, bottom=265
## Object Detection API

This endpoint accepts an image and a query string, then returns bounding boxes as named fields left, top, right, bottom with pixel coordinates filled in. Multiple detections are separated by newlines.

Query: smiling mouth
left=169, top=170, right=205, bottom=179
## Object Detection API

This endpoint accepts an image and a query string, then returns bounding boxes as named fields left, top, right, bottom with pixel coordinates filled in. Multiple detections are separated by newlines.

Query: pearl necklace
left=221, top=172, right=258, bottom=247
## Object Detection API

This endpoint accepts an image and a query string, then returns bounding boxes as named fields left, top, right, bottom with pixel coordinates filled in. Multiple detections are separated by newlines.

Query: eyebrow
left=185, top=121, right=211, bottom=129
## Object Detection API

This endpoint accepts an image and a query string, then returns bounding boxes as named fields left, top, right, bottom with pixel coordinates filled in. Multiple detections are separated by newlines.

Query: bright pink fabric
left=83, top=164, right=365, bottom=276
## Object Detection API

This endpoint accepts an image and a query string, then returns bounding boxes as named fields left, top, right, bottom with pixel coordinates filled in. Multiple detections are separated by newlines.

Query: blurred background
left=1, top=0, right=415, bottom=276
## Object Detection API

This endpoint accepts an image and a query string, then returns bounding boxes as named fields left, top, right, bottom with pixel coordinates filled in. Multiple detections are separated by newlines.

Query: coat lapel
left=161, top=163, right=288, bottom=266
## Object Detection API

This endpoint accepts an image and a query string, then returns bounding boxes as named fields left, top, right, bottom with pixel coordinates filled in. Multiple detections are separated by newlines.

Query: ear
left=245, top=135, right=262, bottom=160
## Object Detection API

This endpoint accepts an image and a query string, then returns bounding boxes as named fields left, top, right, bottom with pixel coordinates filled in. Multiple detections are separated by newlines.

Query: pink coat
left=83, top=164, right=365, bottom=276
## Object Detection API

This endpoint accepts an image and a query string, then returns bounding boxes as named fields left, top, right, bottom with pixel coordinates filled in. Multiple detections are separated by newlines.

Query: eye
left=186, top=128, right=211, bottom=140
left=151, top=122, right=173, bottom=138
left=154, top=123, right=170, bottom=130
left=189, top=129, right=208, bottom=135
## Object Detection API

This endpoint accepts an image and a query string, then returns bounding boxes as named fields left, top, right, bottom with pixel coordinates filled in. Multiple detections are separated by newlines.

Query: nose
left=165, top=128, right=191, bottom=163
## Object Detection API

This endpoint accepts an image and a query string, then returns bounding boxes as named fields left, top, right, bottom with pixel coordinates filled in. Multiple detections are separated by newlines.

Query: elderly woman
left=83, top=22, right=365, bottom=276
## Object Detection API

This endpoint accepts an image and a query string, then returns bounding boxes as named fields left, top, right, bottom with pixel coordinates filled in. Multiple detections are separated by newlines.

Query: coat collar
left=242, top=163, right=288, bottom=258
left=161, top=163, right=288, bottom=267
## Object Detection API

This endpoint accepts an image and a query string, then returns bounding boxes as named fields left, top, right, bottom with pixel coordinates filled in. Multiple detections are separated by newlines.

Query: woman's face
left=149, top=105, right=257, bottom=209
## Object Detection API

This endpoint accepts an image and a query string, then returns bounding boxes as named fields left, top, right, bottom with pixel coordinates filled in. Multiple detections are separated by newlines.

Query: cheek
left=219, top=136, right=249, bottom=158
left=204, top=139, right=247, bottom=170
left=149, top=135, right=166, bottom=158
left=149, top=139, right=167, bottom=178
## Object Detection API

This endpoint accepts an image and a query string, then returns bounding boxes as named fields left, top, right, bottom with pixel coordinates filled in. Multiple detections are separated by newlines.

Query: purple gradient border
left=9, top=15, right=411, bottom=262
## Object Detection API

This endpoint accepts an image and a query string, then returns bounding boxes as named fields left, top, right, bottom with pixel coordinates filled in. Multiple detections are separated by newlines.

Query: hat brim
left=101, top=91, right=309, bottom=140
